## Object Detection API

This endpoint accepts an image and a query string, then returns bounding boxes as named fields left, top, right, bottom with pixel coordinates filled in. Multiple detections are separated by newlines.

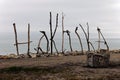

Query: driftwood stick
left=13, top=23, right=19, bottom=56
left=52, top=13, right=59, bottom=54
left=97, top=28, right=109, bottom=51
left=36, top=35, right=44, bottom=54
left=97, top=27, right=101, bottom=52
left=14, top=41, right=32, bottom=45
left=62, top=13, right=65, bottom=53
left=89, top=42, right=95, bottom=52
left=27, top=24, right=32, bottom=58
left=65, top=30, right=73, bottom=52
left=52, top=13, right=58, bottom=38
left=75, top=27, right=83, bottom=53
left=49, top=12, right=53, bottom=54
left=79, top=24, right=90, bottom=51
left=53, top=40, right=59, bottom=54
left=40, top=31, right=50, bottom=53
left=86, top=23, right=90, bottom=51
left=38, top=35, right=44, bottom=48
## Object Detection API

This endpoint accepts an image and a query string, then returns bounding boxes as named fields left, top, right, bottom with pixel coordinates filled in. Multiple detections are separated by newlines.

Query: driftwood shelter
left=12, top=12, right=110, bottom=68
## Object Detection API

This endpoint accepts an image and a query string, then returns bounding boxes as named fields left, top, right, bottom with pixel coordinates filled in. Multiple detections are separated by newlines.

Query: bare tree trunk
left=62, top=13, right=64, bottom=54
left=65, top=30, right=73, bottom=52
left=27, top=24, right=32, bottom=58
left=75, top=27, right=83, bottom=54
left=79, top=24, right=90, bottom=52
left=13, top=23, right=19, bottom=56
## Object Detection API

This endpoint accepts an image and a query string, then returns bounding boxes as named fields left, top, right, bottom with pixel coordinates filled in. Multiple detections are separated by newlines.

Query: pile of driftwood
left=12, top=12, right=110, bottom=67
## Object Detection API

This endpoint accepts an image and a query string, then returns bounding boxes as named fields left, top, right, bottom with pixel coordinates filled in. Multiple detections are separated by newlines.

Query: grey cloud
left=0, top=0, right=120, bottom=35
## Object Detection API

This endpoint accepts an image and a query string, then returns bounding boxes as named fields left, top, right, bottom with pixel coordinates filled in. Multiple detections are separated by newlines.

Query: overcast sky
left=0, top=0, right=120, bottom=37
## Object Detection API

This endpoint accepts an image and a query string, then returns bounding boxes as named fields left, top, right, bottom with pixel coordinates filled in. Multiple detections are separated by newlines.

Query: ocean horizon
left=0, top=32, right=120, bottom=55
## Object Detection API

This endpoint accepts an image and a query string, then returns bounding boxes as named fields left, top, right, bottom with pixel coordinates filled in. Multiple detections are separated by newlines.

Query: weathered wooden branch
left=49, top=12, right=59, bottom=54
left=52, top=13, right=58, bottom=38
left=27, top=24, right=32, bottom=58
left=75, top=27, right=83, bottom=54
left=89, top=41, right=95, bottom=52
left=35, top=34, right=44, bottom=55
left=62, top=13, right=65, bottom=53
left=53, top=40, right=59, bottom=54
left=52, top=13, right=59, bottom=54
left=79, top=24, right=90, bottom=51
left=13, top=23, right=19, bottom=56
left=64, top=30, right=73, bottom=52
left=49, top=12, right=53, bottom=54
left=97, top=27, right=109, bottom=51
left=14, top=41, right=32, bottom=45
left=38, top=35, right=44, bottom=48
left=86, top=23, right=91, bottom=51
left=98, top=27, right=101, bottom=52
left=40, top=31, right=50, bottom=53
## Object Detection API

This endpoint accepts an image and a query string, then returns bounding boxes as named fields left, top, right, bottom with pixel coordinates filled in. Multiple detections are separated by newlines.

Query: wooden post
left=49, top=12, right=53, bottom=54
left=13, top=23, right=19, bottom=56
left=75, top=27, right=83, bottom=54
left=97, top=27, right=100, bottom=52
left=27, top=24, right=31, bottom=58
left=62, top=13, right=64, bottom=54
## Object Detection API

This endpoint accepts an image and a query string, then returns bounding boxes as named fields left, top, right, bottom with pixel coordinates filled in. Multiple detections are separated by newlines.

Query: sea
left=0, top=32, right=120, bottom=55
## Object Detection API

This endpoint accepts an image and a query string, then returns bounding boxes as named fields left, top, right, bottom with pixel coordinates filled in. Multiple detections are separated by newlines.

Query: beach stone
left=30, top=53, right=37, bottom=58
left=7, top=54, right=19, bottom=58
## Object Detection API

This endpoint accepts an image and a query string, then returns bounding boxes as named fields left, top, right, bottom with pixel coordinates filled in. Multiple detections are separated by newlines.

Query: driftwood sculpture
left=75, top=27, right=83, bottom=54
left=49, top=12, right=59, bottom=54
